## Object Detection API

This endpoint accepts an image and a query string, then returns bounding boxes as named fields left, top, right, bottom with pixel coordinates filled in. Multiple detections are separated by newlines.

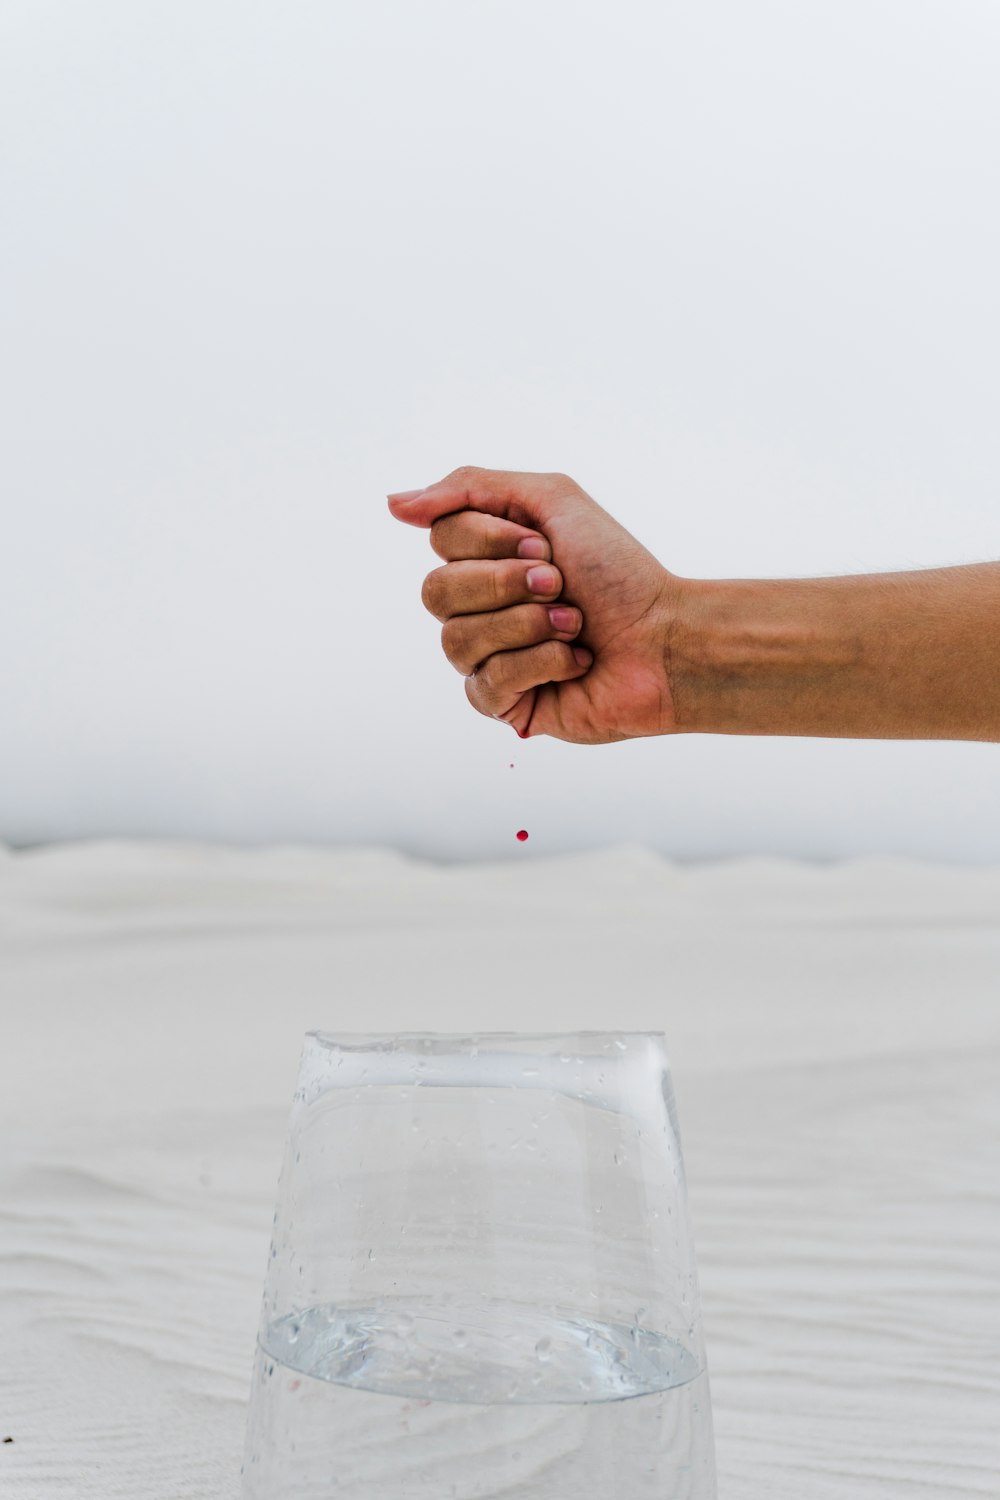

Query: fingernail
left=526, top=565, right=558, bottom=594
left=387, top=488, right=426, bottom=502
left=517, top=536, right=548, bottom=560
left=573, top=646, right=592, bottom=667
left=548, top=607, right=576, bottom=631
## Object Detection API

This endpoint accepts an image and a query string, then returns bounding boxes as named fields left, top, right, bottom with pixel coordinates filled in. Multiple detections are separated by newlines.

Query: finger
left=430, top=511, right=551, bottom=563
left=442, top=602, right=583, bottom=675
left=388, top=465, right=577, bottom=531
left=421, top=559, right=563, bottom=621
left=466, top=641, right=593, bottom=720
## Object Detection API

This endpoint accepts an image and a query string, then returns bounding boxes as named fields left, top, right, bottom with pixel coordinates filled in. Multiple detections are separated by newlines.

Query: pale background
left=3, top=0, right=999, bottom=862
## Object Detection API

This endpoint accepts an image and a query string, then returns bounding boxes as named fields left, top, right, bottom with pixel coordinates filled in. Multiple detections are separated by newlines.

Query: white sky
left=2, top=0, right=999, bottom=860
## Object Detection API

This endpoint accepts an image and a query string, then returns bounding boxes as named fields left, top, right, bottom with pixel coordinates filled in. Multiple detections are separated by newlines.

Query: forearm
left=667, top=562, right=1000, bottom=741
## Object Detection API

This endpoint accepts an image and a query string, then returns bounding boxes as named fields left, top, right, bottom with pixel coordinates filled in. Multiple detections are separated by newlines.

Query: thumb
left=387, top=466, right=574, bottom=532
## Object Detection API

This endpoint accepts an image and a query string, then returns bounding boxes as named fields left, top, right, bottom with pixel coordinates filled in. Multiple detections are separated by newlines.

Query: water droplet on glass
left=452, top=1327, right=467, bottom=1348
left=535, top=1336, right=552, bottom=1361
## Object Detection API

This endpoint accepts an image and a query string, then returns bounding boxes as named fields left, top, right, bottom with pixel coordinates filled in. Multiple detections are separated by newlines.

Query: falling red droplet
left=509, top=763, right=514, bottom=769
left=516, top=829, right=529, bottom=842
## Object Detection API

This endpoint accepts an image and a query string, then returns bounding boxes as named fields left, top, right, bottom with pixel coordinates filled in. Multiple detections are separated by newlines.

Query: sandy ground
left=1, top=840, right=998, bottom=1497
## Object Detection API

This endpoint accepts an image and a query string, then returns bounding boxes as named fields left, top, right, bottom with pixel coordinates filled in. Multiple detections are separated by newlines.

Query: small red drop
left=516, top=829, right=529, bottom=842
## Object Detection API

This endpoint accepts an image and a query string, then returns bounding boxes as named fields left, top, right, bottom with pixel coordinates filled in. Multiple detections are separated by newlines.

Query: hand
left=388, top=466, right=685, bottom=743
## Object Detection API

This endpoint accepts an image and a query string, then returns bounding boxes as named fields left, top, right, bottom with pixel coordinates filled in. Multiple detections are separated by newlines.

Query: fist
left=389, top=466, right=683, bottom=744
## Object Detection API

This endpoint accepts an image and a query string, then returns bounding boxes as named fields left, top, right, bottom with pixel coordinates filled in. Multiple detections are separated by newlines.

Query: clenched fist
left=388, top=466, right=684, bottom=743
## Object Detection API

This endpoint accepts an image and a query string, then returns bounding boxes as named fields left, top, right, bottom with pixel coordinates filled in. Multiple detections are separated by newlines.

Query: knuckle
left=483, top=516, right=507, bottom=549
left=541, top=640, right=570, bottom=673
left=440, top=617, right=465, bottom=668
left=429, top=517, right=453, bottom=557
left=465, top=675, right=492, bottom=717
left=420, top=569, right=444, bottom=616
left=473, top=653, right=506, bottom=702
left=490, top=563, right=512, bottom=609
left=473, top=653, right=497, bottom=692
left=460, top=513, right=501, bottom=557
left=508, top=604, right=542, bottom=648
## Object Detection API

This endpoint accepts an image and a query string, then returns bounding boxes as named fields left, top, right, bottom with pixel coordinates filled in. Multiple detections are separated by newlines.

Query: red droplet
left=516, top=829, right=529, bottom=842
left=509, top=763, right=515, bottom=769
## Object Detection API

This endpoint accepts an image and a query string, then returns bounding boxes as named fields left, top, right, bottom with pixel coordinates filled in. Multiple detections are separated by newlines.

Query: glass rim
left=305, top=1029, right=668, bottom=1049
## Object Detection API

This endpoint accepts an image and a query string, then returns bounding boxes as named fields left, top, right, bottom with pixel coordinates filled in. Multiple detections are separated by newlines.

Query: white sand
left=1, top=840, right=998, bottom=1497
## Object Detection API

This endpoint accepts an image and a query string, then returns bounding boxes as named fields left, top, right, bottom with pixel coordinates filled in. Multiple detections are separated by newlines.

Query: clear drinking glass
left=242, top=1031, right=717, bottom=1499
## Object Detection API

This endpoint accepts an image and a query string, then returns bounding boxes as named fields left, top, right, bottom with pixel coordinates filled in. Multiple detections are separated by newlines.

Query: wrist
left=664, top=575, right=865, bottom=737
